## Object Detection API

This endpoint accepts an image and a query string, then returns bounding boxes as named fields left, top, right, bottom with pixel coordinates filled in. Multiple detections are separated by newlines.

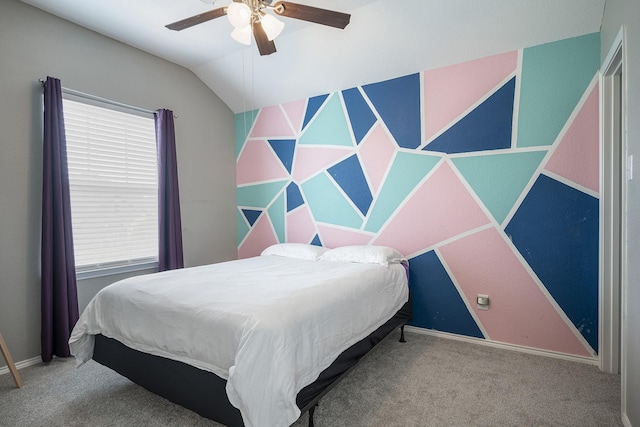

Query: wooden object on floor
left=0, top=331, right=23, bottom=388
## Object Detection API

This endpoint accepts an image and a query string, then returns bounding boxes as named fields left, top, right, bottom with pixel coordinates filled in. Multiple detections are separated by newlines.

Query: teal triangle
left=235, top=109, right=259, bottom=159
left=301, top=173, right=363, bottom=229
left=237, top=180, right=288, bottom=208
left=237, top=209, right=250, bottom=247
left=299, top=93, right=353, bottom=147
left=517, top=33, right=600, bottom=148
left=267, top=192, right=286, bottom=243
left=452, top=151, right=548, bottom=224
left=364, top=152, right=441, bottom=233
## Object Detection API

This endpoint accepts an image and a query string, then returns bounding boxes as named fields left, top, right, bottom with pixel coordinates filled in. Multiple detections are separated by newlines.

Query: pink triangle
left=250, top=105, right=295, bottom=138
left=545, top=83, right=599, bottom=193
left=424, top=50, right=518, bottom=141
left=286, top=205, right=316, bottom=244
left=237, top=140, right=289, bottom=185
left=238, top=214, right=278, bottom=259
left=317, top=224, right=373, bottom=248
left=373, top=162, right=490, bottom=256
left=282, top=99, right=306, bottom=134
left=439, top=227, right=592, bottom=357
left=359, top=123, right=396, bottom=195
left=291, top=146, right=353, bottom=183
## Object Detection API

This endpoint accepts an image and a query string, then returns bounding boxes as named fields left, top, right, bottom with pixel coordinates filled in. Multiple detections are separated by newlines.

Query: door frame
left=599, top=24, right=626, bottom=409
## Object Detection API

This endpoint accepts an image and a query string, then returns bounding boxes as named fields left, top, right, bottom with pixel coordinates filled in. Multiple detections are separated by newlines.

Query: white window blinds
left=63, top=98, right=158, bottom=273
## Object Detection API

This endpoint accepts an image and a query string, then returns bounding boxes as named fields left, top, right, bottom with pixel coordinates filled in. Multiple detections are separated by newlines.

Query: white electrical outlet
left=627, top=154, right=634, bottom=181
left=477, top=294, right=490, bottom=310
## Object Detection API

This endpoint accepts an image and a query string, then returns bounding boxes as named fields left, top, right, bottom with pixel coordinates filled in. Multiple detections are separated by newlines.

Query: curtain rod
left=38, top=79, right=177, bottom=118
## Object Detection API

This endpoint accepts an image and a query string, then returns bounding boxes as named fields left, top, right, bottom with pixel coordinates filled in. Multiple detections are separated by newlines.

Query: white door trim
left=599, top=24, right=627, bottom=421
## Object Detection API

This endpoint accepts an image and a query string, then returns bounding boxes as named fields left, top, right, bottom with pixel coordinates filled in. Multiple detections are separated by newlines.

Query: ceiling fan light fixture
left=166, top=1, right=351, bottom=56
left=227, top=2, right=252, bottom=28
left=261, top=14, right=284, bottom=41
left=231, top=25, right=252, bottom=45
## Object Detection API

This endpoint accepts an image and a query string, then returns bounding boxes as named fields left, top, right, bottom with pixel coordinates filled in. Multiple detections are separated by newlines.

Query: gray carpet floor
left=0, top=332, right=621, bottom=427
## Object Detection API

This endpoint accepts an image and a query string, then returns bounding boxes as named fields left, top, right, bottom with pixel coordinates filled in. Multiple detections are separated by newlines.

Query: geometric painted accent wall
left=235, top=33, right=601, bottom=359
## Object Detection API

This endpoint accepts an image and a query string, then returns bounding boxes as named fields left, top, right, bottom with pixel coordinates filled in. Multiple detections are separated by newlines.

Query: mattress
left=69, top=253, right=409, bottom=427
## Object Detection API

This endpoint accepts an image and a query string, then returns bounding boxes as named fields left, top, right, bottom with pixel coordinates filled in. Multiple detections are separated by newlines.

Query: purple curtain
left=155, top=109, right=184, bottom=271
left=41, top=76, right=79, bottom=362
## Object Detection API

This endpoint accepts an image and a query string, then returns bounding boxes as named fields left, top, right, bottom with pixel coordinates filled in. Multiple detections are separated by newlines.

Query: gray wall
left=600, top=1, right=640, bottom=425
left=0, top=0, right=238, bottom=367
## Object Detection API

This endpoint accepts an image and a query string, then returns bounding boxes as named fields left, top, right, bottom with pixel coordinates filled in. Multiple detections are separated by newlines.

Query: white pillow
left=261, top=243, right=328, bottom=260
left=319, top=245, right=406, bottom=266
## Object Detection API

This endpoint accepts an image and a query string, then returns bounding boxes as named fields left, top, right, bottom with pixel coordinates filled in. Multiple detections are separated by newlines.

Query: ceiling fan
left=166, top=0, right=351, bottom=56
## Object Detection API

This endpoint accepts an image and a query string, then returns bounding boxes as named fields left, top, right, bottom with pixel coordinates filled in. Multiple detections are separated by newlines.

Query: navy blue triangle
left=408, top=251, right=484, bottom=338
left=425, top=77, right=515, bottom=154
left=327, top=154, right=372, bottom=216
left=286, top=182, right=304, bottom=212
left=342, top=87, right=376, bottom=144
left=268, top=139, right=296, bottom=174
left=302, top=94, right=329, bottom=130
left=362, top=73, right=421, bottom=149
left=241, top=209, right=262, bottom=227
left=310, top=234, right=322, bottom=246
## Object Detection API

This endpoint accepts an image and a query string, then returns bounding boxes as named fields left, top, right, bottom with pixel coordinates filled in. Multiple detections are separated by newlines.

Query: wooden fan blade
left=166, top=7, right=226, bottom=31
left=273, top=1, right=350, bottom=29
left=252, top=21, right=277, bottom=56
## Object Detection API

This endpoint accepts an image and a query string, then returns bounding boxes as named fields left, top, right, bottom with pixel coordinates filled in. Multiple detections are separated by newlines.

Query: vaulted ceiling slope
left=19, top=0, right=605, bottom=113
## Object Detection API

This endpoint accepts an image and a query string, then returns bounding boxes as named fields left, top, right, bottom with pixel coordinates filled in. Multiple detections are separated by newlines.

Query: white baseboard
left=0, top=356, right=42, bottom=376
left=622, top=413, right=631, bottom=427
left=404, top=325, right=598, bottom=366
left=0, top=329, right=601, bottom=376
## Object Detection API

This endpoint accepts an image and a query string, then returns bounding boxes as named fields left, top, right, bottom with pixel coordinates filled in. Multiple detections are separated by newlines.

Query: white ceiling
left=20, top=0, right=606, bottom=113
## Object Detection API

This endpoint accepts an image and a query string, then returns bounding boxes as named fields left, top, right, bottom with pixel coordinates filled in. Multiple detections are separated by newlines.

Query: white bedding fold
left=69, top=255, right=409, bottom=427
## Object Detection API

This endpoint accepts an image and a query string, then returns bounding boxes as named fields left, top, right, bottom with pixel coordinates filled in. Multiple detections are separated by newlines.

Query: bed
left=69, top=244, right=411, bottom=427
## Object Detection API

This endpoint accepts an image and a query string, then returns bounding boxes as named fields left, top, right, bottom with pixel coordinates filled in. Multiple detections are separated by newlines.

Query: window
left=63, top=97, right=158, bottom=277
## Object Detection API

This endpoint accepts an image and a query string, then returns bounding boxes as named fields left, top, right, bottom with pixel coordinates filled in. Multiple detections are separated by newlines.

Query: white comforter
left=69, top=255, right=408, bottom=427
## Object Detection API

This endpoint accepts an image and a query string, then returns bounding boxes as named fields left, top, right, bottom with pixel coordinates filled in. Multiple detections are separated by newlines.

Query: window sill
left=76, top=261, right=158, bottom=280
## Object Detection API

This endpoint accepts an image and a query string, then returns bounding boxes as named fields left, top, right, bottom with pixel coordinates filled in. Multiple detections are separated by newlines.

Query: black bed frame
left=93, top=301, right=412, bottom=427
